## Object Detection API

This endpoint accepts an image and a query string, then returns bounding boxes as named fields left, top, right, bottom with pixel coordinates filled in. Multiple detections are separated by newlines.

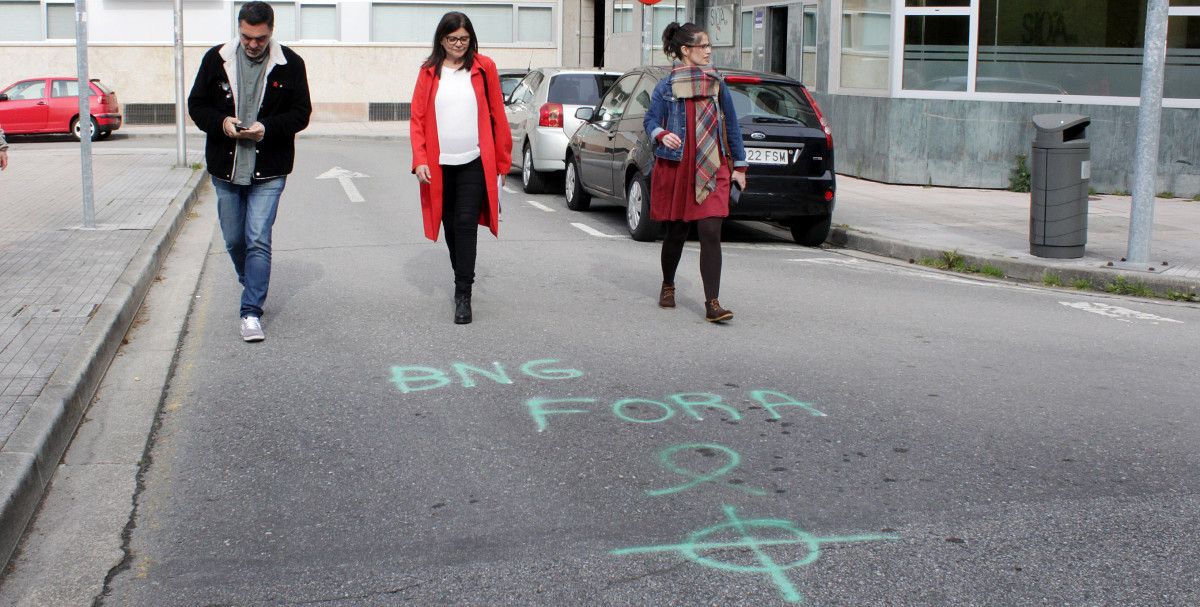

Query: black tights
left=661, top=218, right=723, bottom=300
left=441, top=158, right=485, bottom=296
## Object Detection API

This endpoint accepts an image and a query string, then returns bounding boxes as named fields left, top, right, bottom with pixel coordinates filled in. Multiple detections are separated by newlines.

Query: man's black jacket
left=188, top=41, right=311, bottom=182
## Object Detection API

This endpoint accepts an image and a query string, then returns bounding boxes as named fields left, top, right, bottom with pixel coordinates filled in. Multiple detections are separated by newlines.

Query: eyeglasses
left=444, top=35, right=471, bottom=45
left=683, top=43, right=712, bottom=51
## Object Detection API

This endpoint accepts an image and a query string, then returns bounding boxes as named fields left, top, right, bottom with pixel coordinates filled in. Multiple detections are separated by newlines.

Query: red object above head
left=638, top=0, right=663, bottom=5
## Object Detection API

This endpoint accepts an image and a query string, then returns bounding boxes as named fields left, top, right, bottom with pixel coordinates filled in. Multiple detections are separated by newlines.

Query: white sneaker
left=240, top=316, right=265, bottom=342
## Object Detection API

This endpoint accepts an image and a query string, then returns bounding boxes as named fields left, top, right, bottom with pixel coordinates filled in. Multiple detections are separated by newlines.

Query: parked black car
left=564, top=66, right=836, bottom=245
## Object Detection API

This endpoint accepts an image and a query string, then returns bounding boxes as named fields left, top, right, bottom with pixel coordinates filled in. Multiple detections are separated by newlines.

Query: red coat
left=410, top=54, right=513, bottom=241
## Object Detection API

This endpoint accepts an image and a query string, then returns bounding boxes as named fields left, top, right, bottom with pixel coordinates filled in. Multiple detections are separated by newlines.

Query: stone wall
left=815, top=93, right=1200, bottom=197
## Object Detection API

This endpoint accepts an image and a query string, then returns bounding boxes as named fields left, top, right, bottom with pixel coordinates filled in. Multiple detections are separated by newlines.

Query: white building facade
left=0, top=0, right=596, bottom=121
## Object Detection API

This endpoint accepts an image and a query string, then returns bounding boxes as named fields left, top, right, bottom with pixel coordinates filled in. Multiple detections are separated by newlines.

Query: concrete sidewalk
left=831, top=177, right=1200, bottom=297
left=0, top=143, right=205, bottom=567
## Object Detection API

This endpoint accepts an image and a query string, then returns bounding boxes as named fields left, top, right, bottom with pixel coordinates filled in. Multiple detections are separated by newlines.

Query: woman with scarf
left=410, top=11, right=512, bottom=324
left=644, top=22, right=747, bottom=323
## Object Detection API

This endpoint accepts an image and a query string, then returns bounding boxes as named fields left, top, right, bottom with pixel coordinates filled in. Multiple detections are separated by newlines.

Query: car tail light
left=800, top=87, right=833, bottom=150
left=539, top=103, right=564, bottom=128
left=723, top=75, right=762, bottom=84
left=824, top=190, right=834, bottom=202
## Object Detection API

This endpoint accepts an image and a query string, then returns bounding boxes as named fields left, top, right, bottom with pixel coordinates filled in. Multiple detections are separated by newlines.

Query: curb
left=0, top=168, right=207, bottom=568
left=828, top=226, right=1200, bottom=297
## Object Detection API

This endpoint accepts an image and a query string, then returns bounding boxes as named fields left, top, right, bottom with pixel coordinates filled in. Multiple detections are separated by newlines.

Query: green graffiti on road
left=646, top=443, right=767, bottom=497
left=612, top=505, right=898, bottom=603
left=525, top=390, right=826, bottom=432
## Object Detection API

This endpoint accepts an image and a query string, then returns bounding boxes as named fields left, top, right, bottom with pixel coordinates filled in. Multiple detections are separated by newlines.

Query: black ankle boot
left=454, top=294, right=472, bottom=324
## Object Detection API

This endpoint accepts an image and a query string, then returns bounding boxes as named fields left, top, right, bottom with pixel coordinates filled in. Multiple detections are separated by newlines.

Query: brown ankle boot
left=658, top=282, right=676, bottom=308
left=705, top=298, right=733, bottom=322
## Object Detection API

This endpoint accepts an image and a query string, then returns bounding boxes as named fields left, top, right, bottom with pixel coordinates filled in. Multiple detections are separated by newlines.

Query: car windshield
left=725, top=82, right=820, bottom=129
left=500, top=77, right=521, bottom=98
left=548, top=74, right=620, bottom=106
left=91, top=80, right=113, bottom=94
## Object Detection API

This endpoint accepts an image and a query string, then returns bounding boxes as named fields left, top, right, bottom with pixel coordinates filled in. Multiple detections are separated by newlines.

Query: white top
left=435, top=67, right=481, bottom=166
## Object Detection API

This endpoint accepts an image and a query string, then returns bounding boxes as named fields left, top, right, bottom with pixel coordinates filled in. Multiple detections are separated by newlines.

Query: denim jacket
left=643, top=72, right=747, bottom=169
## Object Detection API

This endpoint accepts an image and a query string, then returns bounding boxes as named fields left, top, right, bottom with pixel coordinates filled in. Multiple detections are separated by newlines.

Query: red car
left=0, top=77, right=122, bottom=141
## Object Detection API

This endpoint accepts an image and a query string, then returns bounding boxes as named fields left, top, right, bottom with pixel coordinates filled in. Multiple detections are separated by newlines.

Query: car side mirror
left=575, top=107, right=594, bottom=121
left=0, top=94, right=8, bottom=102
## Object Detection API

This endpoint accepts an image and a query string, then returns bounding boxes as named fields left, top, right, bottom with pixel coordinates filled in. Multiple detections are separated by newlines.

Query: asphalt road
left=93, top=137, right=1200, bottom=606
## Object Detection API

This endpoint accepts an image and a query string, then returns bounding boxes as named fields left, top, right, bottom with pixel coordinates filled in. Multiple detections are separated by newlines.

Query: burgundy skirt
left=650, top=100, right=732, bottom=222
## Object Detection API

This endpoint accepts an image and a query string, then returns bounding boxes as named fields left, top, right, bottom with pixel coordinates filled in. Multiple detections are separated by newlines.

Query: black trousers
left=441, top=157, right=486, bottom=296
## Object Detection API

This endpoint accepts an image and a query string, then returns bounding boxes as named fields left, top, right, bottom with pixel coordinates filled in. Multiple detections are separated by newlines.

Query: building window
left=45, top=2, right=73, bottom=40
left=300, top=4, right=338, bottom=40
left=371, top=3, right=553, bottom=44
left=803, top=6, right=817, bottom=89
left=840, top=0, right=890, bottom=90
left=235, top=2, right=298, bottom=41
left=740, top=10, right=753, bottom=69
left=1167, top=12, right=1200, bottom=99
left=0, top=2, right=42, bottom=41
left=652, top=0, right=691, bottom=65
left=613, top=2, right=634, bottom=34
left=517, top=6, right=553, bottom=43
left=903, top=13, right=969, bottom=91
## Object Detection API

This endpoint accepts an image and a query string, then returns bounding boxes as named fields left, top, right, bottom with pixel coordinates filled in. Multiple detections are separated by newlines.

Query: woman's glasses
left=683, top=43, right=712, bottom=51
left=444, top=35, right=471, bottom=46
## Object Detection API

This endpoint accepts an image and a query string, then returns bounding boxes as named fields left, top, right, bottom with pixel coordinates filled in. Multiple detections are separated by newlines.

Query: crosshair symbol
left=611, top=505, right=899, bottom=603
left=646, top=443, right=768, bottom=497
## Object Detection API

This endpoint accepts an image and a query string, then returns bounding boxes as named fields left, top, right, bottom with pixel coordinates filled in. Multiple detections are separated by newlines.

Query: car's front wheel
left=625, top=171, right=659, bottom=241
left=71, top=116, right=99, bottom=142
left=521, top=143, right=548, bottom=194
left=790, top=214, right=833, bottom=247
left=564, top=155, right=591, bottom=211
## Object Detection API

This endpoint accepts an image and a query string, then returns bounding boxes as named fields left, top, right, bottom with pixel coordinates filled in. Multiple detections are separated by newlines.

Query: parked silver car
left=504, top=68, right=621, bottom=193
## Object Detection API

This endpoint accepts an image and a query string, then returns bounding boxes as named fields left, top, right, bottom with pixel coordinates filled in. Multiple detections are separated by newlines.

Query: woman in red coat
left=410, top=12, right=512, bottom=324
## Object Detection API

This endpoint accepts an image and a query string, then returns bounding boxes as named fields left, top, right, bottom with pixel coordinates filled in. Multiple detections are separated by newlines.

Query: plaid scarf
left=671, top=66, right=721, bottom=204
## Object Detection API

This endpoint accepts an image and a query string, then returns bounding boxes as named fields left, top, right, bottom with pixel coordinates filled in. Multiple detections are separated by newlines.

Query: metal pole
left=641, top=2, right=653, bottom=66
left=1127, top=0, right=1169, bottom=264
left=74, top=0, right=95, bottom=228
left=173, top=0, right=187, bottom=168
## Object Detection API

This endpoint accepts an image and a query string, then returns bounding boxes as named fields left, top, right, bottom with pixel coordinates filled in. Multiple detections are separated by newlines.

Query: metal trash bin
left=1029, top=114, right=1091, bottom=258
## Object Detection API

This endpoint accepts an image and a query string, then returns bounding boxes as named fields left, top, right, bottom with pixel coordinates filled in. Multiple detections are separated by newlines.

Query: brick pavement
left=0, top=147, right=200, bottom=450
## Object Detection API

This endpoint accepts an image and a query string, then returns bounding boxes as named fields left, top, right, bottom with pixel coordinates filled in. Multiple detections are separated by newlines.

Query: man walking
left=188, top=1, right=310, bottom=342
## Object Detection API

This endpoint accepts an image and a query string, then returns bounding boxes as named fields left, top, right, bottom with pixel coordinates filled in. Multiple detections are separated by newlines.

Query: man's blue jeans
left=212, top=176, right=286, bottom=319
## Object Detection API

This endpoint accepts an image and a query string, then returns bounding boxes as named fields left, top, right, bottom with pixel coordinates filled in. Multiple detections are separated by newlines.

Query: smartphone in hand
left=234, top=123, right=248, bottom=132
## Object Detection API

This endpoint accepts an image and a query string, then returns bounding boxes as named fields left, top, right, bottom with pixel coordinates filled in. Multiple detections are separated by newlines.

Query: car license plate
left=745, top=147, right=789, bottom=165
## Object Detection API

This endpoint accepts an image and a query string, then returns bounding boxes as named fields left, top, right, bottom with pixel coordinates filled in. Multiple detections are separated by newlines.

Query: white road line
left=787, top=257, right=862, bottom=266
left=526, top=200, right=555, bottom=212
left=571, top=223, right=620, bottom=238
left=1060, top=301, right=1183, bottom=324
left=503, top=185, right=518, bottom=194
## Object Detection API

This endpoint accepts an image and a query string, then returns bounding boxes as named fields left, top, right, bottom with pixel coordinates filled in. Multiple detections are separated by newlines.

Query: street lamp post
left=74, top=0, right=95, bottom=228
left=1127, top=0, right=1170, bottom=264
left=173, top=0, right=187, bottom=168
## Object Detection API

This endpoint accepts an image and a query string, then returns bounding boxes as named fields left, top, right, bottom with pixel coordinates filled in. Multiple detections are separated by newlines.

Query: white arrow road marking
left=526, top=200, right=555, bottom=212
left=571, top=223, right=620, bottom=238
left=317, top=166, right=368, bottom=202
left=1060, top=301, right=1183, bottom=324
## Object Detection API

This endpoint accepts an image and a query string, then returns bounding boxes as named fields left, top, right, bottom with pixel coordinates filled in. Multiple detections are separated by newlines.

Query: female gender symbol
left=645, top=443, right=768, bottom=497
